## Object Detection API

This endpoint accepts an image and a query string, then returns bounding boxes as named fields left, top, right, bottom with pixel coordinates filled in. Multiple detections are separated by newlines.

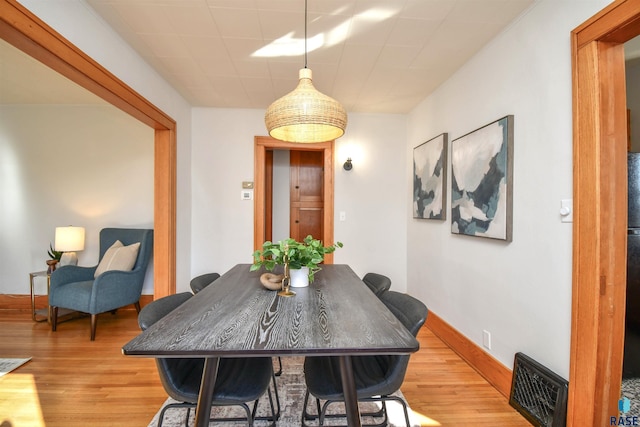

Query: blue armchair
left=49, top=228, right=153, bottom=340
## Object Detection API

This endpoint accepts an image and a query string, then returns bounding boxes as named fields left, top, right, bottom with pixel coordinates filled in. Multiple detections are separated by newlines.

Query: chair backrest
left=190, top=272, right=221, bottom=294
left=362, top=272, right=392, bottom=296
left=137, top=292, right=203, bottom=403
left=138, top=292, right=193, bottom=331
left=99, top=228, right=153, bottom=271
left=366, top=291, right=428, bottom=396
left=379, top=291, right=428, bottom=337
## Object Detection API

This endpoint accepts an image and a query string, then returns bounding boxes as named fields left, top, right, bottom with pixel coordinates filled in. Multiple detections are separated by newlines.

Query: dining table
left=122, top=264, right=419, bottom=427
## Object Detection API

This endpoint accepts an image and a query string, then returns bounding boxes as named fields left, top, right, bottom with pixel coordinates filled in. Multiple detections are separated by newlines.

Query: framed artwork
left=413, top=133, right=448, bottom=220
left=451, top=115, right=513, bottom=241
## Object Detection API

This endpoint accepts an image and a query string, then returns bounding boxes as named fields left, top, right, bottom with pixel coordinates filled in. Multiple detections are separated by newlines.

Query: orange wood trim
left=570, top=1, right=635, bottom=424
left=574, top=0, right=640, bottom=47
left=323, top=141, right=335, bottom=264
left=254, top=136, right=335, bottom=263
left=425, top=311, right=512, bottom=398
left=0, top=294, right=154, bottom=310
left=0, top=0, right=177, bottom=299
left=254, top=138, right=267, bottom=252
left=265, top=150, right=274, bottom=242
left=0, top=0, right=174, bottom=130
left=154, top=128, right=177, bottom=298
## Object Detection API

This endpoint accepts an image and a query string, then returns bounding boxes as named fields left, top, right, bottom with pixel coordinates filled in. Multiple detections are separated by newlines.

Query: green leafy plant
left=47, top=243, right=63, bottom=261
left=251, top=235, right=343, bottom=282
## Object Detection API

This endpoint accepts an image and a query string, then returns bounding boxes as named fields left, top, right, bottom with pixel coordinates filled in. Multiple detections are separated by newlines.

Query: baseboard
left=426, top=311, right=513, bottom=398
left=0, top=294, right=155, bottom=310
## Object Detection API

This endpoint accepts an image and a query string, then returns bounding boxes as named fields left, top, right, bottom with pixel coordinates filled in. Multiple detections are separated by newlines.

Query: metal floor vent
left=509, top=352, right=568, bottom=427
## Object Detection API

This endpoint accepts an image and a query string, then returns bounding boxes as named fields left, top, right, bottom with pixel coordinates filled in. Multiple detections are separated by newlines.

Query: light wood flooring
left=0, top=308, right=528, bottom=426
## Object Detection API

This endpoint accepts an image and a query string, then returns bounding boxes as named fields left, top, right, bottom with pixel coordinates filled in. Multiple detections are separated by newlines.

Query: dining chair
left=362, top=272, right=392, bottom=296
left=189, top=272, right=220, bottom=294
left=302, top=291, right=427, bottom=427
left=138, top=292, right=280, bottom=427
left=189, top=271, right=283, bottom=377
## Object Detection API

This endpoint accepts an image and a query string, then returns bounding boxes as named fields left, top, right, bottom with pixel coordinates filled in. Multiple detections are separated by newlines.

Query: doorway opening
left=253, top=136, right=336, bottom=264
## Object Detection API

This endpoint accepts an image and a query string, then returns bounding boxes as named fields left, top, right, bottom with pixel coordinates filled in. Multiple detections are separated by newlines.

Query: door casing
left=570, top=0, right=640, bottom=424
left=254, top=136, right=335, bottom=264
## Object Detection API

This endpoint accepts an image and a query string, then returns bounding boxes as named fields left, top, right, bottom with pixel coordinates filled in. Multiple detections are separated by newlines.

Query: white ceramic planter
left=290, top=267, right=310, bottom=287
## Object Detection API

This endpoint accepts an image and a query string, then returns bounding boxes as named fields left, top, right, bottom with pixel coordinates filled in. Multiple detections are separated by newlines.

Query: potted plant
left=251, top=235, right=343, bottom=286
left=47, top=243, right=63, bottom=273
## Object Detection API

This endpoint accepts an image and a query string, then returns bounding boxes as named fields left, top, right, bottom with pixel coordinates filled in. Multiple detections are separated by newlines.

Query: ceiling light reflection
left=253, top=33, right=324, bottom=58
left=252, top=7, right=397, bottom=58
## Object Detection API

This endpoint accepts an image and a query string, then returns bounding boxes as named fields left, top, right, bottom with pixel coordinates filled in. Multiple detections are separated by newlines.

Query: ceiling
left=5, top=1, right=640, bottom=113
left=81, top=0, right=535, bottom=114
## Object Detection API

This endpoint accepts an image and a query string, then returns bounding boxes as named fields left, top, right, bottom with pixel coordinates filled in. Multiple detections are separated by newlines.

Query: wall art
left=451, top=115, right=513, bottom=241
left=413, top=133, right=448, bottom=220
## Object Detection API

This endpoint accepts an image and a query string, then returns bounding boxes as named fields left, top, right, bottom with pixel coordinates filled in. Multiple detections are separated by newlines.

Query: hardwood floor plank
left=0, top=309, right=528, bottom=426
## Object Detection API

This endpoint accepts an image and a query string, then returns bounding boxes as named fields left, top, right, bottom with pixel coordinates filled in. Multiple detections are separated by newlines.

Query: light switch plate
left=560, top=199, right=573, bottom=223
left=241, top=190, right=253, bottom=200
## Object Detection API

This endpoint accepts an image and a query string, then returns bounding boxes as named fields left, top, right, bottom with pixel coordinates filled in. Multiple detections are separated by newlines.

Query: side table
left=29, top=270, right=50, bottom=322
left=29, top=271, right=75, bottom=323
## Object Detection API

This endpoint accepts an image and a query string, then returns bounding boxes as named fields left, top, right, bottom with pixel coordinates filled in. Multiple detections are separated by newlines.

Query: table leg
left=339, top=355, right=362, bottom=427
left=29, top=273, right=36, bottom=321
left=195, top=357, right=220, bottom=427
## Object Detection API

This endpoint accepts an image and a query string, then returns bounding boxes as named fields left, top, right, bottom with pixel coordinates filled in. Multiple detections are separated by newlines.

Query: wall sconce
left=343, top=158, right=353, bottom=171
left=55, top=226, right=85, bottom=266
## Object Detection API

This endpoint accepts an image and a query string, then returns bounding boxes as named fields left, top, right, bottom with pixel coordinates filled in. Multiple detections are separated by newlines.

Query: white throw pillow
left=94, top=240, right=141, bottom=278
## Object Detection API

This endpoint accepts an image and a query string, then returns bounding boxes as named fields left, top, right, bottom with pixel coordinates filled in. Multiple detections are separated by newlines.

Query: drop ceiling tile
left=449, top=0, right=533, bottom=24
left=376, top=45, right=421, bottom=69
left=346, top=14, right=396, bottom=46
left=109, top=2, right=174, bottom=34
left=224, top=38, right=271, bottom=60
left=210, top=7, right=262, bottom=39
left=137, top=33, right=190, bottom=58
left=386, top=17, right=440, bottom=47
left=399, top=0, right=456, bottom=20
left=162, top=4, right=219, bottom=37
left=233, top=59, right=271, bottom=78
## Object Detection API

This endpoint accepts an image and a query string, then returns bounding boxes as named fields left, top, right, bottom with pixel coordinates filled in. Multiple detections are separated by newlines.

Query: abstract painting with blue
left=413, top=133, right=448, bottom=220
left=451, top=115, right=513, bottom=241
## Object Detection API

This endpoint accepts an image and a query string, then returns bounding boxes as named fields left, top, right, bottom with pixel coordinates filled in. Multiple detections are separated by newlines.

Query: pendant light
left=264, top=0, right=347, bottom=143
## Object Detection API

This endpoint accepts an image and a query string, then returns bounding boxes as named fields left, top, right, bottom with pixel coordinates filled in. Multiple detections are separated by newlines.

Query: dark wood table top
left=123, top=264, right=419, bottom=358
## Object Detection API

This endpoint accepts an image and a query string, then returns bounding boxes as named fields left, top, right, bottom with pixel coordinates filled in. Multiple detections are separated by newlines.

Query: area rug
left=148, top=357, right=420, bottom=426
left=0, top=358, right=31, bottom=377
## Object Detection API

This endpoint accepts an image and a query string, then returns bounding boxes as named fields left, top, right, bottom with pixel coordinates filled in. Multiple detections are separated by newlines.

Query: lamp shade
left=265, top=68, right=347, bottom=143
left=54, top=226, right=85, bottom=252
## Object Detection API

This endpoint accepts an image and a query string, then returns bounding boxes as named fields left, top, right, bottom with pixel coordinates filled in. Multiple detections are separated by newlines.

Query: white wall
left=406, top=0, right=611, bottom=379
left=16, top=0, right=194, bottom=292
left=190, top=109, right=408, bottom=289
left=0, top=105, right=154, bottom=294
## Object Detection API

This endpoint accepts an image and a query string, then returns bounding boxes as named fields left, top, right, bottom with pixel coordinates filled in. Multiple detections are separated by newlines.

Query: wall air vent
left=509, top=352, right=568, bottom=427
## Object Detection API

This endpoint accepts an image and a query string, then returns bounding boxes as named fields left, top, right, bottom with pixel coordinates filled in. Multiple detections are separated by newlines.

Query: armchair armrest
left=50, top=265, right=97, bottom=290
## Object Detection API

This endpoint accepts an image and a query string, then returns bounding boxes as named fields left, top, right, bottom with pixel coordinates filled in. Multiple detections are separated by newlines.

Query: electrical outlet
left=483, top=330, right=492, bottom=350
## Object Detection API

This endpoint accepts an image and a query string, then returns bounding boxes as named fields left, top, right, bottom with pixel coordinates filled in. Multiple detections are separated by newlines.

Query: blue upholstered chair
left=49, top=228, right=153, bottom=340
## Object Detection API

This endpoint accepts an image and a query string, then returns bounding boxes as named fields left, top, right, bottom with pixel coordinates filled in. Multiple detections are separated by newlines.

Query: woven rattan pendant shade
left=265, top=68, right=347, bottom=143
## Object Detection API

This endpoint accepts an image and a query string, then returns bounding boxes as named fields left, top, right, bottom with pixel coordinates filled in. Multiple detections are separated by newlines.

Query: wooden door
left=289, top=151, right=324, bottom=241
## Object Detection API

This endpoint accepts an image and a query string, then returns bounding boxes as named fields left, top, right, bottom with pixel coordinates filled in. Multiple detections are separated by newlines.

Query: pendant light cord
left=304, top=0, right=308, bottom=69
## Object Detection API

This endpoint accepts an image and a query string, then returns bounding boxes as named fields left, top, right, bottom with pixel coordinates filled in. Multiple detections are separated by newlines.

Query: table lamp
left=55, top=226, right=85, bottom=266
